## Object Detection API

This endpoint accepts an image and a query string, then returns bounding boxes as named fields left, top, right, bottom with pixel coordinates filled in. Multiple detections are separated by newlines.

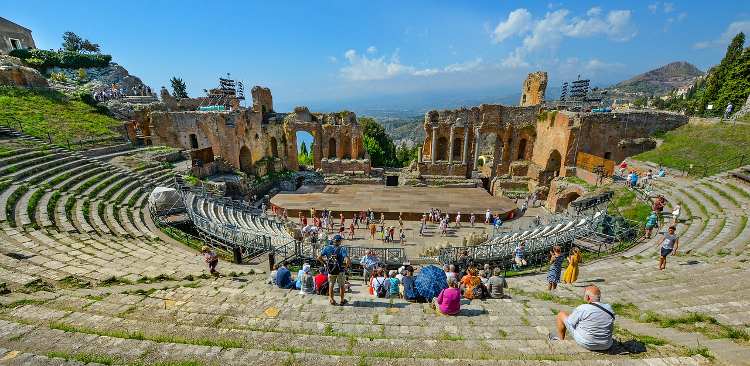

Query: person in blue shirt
left=645, top=211, right=658, bottom=238
left=630, top=172, right=639, bottom=188
left=401, top=266, right=421, bottom=302
left=317, top=235, right=351, bottom=306
left=275, top=263, right=293, bottom=289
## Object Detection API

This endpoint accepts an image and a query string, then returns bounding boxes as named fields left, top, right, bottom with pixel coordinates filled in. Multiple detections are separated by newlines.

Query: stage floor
left=270, top=185, right=516, bottom=221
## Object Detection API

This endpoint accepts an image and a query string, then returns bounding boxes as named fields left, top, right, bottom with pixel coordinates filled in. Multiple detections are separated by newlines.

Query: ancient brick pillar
left=431, top=127, right=438, bottom=164
left=448, top=127, right=455, bottom=164
left=473, top=128, right=480, bottom=168
left=462, top=126, right=469, bottom=165
left=351, top=136, right=358, bottom=160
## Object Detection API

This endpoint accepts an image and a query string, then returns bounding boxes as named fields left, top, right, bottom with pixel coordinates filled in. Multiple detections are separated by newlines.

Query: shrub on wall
left=9, top=49, right=112, bottom=70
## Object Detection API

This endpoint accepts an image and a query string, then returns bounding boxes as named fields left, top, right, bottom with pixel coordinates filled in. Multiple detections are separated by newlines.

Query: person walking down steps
left=547, top=246, right=564, bottom=291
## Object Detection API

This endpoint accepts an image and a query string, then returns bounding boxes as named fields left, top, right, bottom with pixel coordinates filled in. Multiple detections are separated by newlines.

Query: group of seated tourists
left=269, top=262, right=348, bottom=296
left=266, top=236, right=614, bottom=352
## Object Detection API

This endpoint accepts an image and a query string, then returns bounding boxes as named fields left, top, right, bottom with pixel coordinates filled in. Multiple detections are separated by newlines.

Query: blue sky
left=5, top=1, right=749, bottom=111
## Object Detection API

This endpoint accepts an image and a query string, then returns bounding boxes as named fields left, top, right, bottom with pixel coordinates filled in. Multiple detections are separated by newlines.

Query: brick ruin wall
left=147, top=91, right=370, bottom=177
left=520, top=71, right=548, bottom=107
left=418, top=104, right=540, bottom=178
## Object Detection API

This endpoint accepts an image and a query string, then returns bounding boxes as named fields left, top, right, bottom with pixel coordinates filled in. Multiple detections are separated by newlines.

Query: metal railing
left=438, top=210, right=606, bottom=267
left=675, top=153, right=748, bottom=177
left=174, top=177, right=406, bottom=265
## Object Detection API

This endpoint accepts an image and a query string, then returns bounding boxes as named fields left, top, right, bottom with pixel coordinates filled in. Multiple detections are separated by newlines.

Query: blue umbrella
left=415, top=264, right=448, bottom=301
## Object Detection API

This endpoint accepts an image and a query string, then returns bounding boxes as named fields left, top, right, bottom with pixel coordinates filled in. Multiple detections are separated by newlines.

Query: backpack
left=469, top=276, right=483, bottom=298
left=374, top=278, right=387, bottom=298
left=325, top=245, right=341, bottom=275
left=471, top=284, right=484, bottom=299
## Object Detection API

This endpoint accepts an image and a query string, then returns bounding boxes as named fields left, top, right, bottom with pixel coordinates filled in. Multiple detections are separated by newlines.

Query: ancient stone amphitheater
left=0, top=127, right=749, bottom=365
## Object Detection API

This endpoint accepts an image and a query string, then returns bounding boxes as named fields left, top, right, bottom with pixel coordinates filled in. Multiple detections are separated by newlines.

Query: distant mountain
left=608, top=61, right=704, bottom=95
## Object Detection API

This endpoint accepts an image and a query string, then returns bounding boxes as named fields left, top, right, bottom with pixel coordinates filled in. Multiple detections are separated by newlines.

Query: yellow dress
left=562, top=252, right=581, bottom=284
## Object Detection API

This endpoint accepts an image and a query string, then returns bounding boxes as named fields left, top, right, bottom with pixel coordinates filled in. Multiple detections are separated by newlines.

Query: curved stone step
left=89, top=200, right=111, bottom=235
left=104, top=203, right=128, bottom=236
left=72, top=199, right=95, bottom=233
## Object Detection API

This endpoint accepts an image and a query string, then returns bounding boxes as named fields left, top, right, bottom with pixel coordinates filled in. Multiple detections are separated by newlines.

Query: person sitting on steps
left=432, top=277, right=461, bottom=315
left=275, top=263, right=293, bottom=289
left=551, top=285, right=614, bottom=351
left=314, top=267, right=328, bottom=295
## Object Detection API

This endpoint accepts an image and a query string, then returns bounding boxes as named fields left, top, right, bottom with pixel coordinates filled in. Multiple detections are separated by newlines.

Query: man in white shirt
left=552, top=285, right=614, bottom=351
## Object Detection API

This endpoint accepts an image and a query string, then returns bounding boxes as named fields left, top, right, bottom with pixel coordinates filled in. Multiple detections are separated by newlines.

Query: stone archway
left=517, top=138, right=527, bottom=160
left=342, top=136, right=352, bottom=159
left=270, top=137, right=279, bottom=158
left=436, top=136, right=449, bottom=161
left=546, top=149, right=562, bottom=175
left=328, top=138, right=337, bottom=159
left=546, top=183, right=585, bottom=213
left=239, top=145, right=253, bottom=175
left=452, top=137, right=463, bottom=160
left=555, top=191, right=581, bottom=213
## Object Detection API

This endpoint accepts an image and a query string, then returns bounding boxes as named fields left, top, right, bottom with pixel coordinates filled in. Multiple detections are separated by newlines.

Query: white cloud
left=557, top=57, right=624, bottom=78
left=491, top=8, right=532, bottom=43
left=492, top=7, right=637, bottom=67
left=443, top=58, right=484, bottom=73
left=328, top=56, right=338, bottom=63
left=366, top=46, right=377, bottom=54
left=501, top=50, right=529, bottom=69
left=694, top=21, right=750, bottom=49
left=587, top=7, right=602, bottom=17
left=648, top=3, right=659, bottom=13
left=663, top=2, right=674, bottom=13
left=339, top=49, right=484, bottom=81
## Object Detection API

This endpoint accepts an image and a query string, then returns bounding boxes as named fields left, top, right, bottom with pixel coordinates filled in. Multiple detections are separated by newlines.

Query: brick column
left=431, top=127, right=438, bottom=164
left=462, top=126, right=469, bottom=165
left=473, top=128, right=481, bottom=168
left=448, top=127, right=455, bottom=164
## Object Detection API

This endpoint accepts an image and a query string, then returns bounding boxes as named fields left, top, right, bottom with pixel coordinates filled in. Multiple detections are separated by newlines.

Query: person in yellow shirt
left=562, top=247, right=582, bottom=284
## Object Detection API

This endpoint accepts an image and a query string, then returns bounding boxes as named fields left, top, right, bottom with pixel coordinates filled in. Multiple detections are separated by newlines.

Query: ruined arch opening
left=436, top=136, right=449, bottom=161
left=517, top=138, right=527, bottom=160
left=556, top=191, right=581, bottom=213
left=328, top=138, right=337, bottom=159
left=239, top=145, right=253, bottom=175
left=477, top=132, right=498, bottom=170
left=189, top=134, right=199, bottom=149
left=270, top=137, right=279, bottom=158
left=341, top=136, right=352, bottom=159
left=452, top=137, right=463, bottom=160
left=546, top=149, right=562, bottom=176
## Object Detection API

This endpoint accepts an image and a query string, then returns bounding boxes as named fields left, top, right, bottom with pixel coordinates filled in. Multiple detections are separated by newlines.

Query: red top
left=314, top=273, right=327, bottom=290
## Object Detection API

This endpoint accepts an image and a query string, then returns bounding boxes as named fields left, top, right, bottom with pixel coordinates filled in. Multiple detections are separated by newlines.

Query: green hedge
left=9, top=49, right=111, bottom=69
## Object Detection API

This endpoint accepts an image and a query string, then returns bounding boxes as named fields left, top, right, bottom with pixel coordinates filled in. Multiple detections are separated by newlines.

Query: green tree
left=698, top=32, right=747, bottom=115
left=395, top=142, right=419, bottom=167
left=359, top=116, right=397, bottom=167
left=170, top=77, right=189, bottom=98
left=297, top=141, right=313, bottom=166
left=633, top=96, right=648, bottom=108
left=76, top=68, right=87, bottom=83
left=80, top=39, right=100, bottom=53
left=62, top=31, right=83, bottom=52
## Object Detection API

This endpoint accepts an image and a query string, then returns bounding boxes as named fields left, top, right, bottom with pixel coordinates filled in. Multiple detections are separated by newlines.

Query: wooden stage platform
left=270, top=185, right=517, bottom=221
